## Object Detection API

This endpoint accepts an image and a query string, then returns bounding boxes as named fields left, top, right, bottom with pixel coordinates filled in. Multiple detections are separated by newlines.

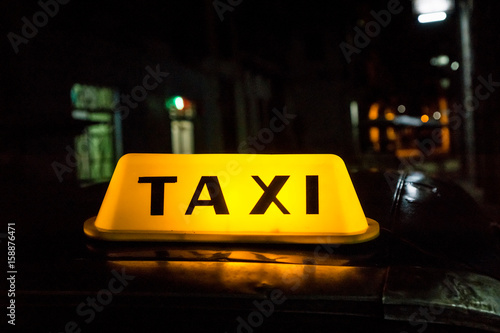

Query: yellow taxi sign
left=84, top=154, right=379, bottom=243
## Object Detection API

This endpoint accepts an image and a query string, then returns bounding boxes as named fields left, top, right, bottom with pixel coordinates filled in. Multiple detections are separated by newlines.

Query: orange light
left=368, top=103, right=379, bottom=120
left=440, top=127, right=450, bottom=152
left=386, top=127, right=396, bottom=141
left=421, top=115, right=429, bottom=123
left=369, top=127, right=380, bottom=152
left=84, top=154, right=379, bottom=243
left=438, top=97, right=449, bottom=124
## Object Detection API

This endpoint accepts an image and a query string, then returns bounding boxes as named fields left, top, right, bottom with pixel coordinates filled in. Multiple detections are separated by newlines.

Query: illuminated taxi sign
left=84, top=154, right=379, bottom=243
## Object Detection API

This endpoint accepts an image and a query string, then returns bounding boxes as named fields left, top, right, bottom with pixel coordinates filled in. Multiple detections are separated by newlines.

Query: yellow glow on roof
left=84, top=154, right=379, bottom=243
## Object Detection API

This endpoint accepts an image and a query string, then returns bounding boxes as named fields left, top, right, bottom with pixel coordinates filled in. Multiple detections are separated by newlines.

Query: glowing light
left=71, top=110, right=112, bottom=122
left=369, top=127, right=380, bottom=152
left=350, top=101, right=359, bottom=126
left=451, top=61, right=459, bottom=71
left=385, top=112, right=395, bottom=121
left=413, top=0, right=453, bottom=14
left=386, top=127, right=396, bottom=141
left=433, top=111, right=441, bottom=120
left=84, top=154, right=379, bottom=243
left=440, top=78, right=451, bottom=89
left=174, top=96, right=184, bottom=110
left=441, top=127, right=450, bottom=152
left=397, top=105, right=406, bottom=113
left=418, top=12, right=447, bottom=23
left=368, top=103, right=379, bottom=120
left=430, top=55, right=449, bottom=67
left=421, top=115, right=430, bottom=123
left=438, top=98, right=449, bottom=125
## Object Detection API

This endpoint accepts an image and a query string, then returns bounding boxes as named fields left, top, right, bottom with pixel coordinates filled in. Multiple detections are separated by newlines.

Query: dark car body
left=2, top=170, right=500, bottom=332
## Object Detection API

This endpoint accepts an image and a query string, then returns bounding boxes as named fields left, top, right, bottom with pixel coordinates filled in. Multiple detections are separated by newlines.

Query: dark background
left=1, top=0, right=499, bottom=242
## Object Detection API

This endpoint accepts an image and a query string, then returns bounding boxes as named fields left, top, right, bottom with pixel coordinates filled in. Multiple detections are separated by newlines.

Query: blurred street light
left=418, top=12, right=447, bottom=23
left=413, top=0, right=454, bottom=23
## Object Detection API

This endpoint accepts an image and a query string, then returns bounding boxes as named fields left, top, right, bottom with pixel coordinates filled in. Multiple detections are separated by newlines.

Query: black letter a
left=186, top=176, right=229, bottom=215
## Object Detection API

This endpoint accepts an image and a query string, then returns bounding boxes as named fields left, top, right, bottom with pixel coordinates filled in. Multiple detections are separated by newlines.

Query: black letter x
left=250, top=176, right=290, bottom=214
